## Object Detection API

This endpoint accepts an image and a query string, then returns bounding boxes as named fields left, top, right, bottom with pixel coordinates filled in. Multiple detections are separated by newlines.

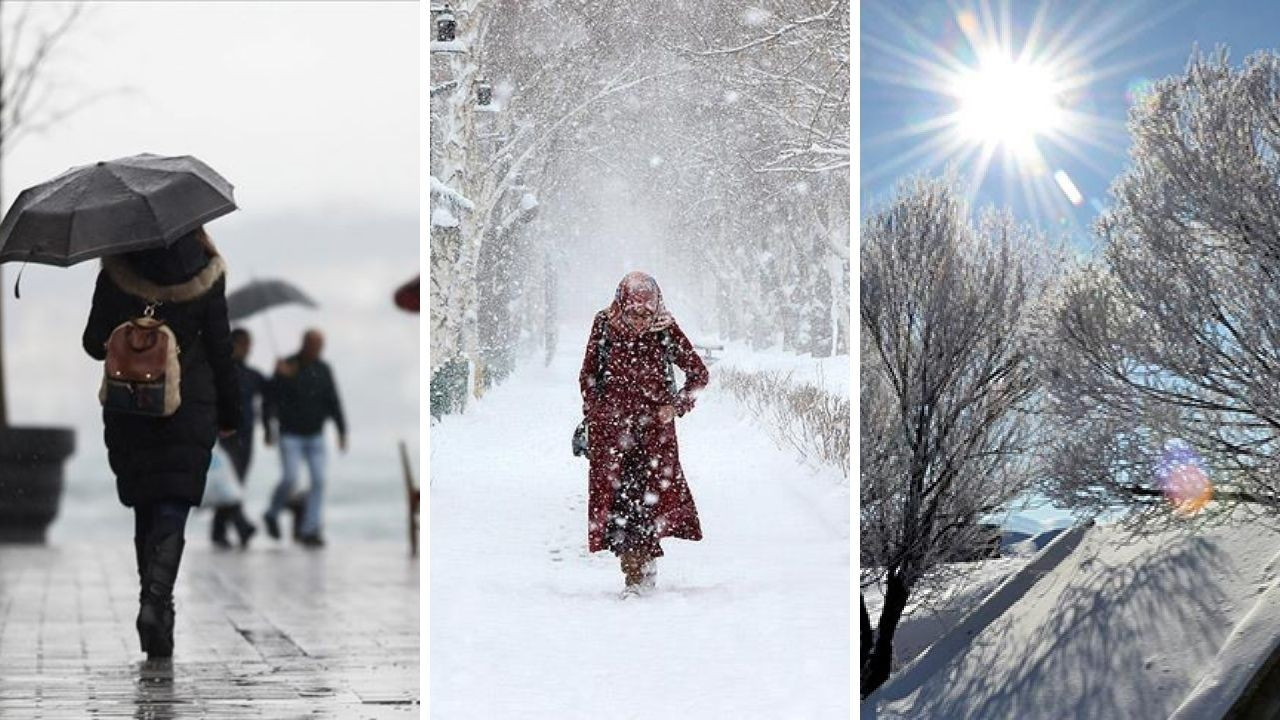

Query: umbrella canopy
left=394, top=275, right=419, bottom=313
left=0, top=154, right=236, bottom=267
left=226, top=279, right=318, bottom=321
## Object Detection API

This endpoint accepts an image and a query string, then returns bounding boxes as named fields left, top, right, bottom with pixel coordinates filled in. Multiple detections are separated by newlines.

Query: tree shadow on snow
left=896, top=534, right=1235, bottom=720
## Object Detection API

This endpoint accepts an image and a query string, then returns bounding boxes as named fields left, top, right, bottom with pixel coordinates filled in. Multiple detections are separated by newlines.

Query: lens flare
left=1155, top=441, right=1214, bottom=516
left=1125, top=76, right=1154, bottom=105
left=1053, top=169, right=1084, bottom=205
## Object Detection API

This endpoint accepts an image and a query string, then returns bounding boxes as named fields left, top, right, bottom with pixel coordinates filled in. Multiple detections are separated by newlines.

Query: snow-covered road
left=429, top=346, right=850, bottom=718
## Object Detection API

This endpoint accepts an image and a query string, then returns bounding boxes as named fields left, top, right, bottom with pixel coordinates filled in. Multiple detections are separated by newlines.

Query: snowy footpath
left=430, top=346, right=850, bottom=719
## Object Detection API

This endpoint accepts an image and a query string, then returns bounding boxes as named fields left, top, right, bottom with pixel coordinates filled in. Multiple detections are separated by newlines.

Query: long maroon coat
left=579, top=310, right=710, bottom=554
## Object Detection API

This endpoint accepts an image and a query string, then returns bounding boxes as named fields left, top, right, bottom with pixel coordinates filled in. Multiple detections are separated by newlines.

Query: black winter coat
left=273, top=354, right=346, bottom=437
left=82, top=253, right=240, bottom=507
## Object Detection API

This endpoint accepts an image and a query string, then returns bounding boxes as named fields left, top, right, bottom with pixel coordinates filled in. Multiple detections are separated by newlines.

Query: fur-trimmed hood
left=102, top=252, right=226, bottom=304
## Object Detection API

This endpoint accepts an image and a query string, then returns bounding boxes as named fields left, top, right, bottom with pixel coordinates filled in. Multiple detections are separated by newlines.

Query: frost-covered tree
left=1036, top=50, right=1280, bottom=516
left=860, top=176, right=1051, bottom=696
left=663, top=0, right=849, bottom=355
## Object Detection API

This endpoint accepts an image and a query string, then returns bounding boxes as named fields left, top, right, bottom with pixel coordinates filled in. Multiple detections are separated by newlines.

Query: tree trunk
left=0, top=265, right=7, bottom=427
left=861, top=570, right=910, bottom=698
left=860, top=592, right=873, bottom=670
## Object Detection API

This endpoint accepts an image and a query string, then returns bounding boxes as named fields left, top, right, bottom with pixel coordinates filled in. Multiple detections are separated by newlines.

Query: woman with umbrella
left=83, top=226, right=240, bottom=658
left=1, top=154, right=241, bottom=659
left=578, top=271, right=709, bottom=596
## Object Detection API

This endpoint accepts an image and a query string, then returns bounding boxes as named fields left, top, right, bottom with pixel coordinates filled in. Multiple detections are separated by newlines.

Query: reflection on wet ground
left=0, top=543, right=419, bottom=718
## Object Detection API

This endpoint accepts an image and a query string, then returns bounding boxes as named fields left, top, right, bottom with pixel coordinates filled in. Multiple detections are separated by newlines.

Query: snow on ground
left=863, top=555, right=1034, bottom=672
left=712, top=341, right=850, bottom=398
left=864, top=516, right=1280, bottom=720
left=430, top=344, right=850, bottom=719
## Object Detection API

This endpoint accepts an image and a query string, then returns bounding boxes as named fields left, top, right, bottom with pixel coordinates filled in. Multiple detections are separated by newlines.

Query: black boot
left=211, top=508, right=232, bottom=549
left=134, top=537, right=151, bottom=654
left=137, top=532, right=184, bottom=659
left=234, top=508, right=257, bottom=549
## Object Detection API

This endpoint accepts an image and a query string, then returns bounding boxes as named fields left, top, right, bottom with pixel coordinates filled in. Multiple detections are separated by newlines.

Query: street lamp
left=436, top=5, right=456, bottom=42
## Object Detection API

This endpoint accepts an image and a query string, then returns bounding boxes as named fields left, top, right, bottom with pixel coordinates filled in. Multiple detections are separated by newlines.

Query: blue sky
left=861, top=0, right=1280, bottom=242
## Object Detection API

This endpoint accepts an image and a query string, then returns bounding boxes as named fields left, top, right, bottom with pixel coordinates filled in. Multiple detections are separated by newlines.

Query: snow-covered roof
left=864, top=516, right=1280, bottom=719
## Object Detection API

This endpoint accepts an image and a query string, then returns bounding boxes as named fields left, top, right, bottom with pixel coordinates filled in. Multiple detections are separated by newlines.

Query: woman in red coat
left=579, top=271, right=709, bottom=594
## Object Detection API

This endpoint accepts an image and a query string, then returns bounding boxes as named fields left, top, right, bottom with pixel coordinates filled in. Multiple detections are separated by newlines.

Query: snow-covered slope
left=430, top=346, right=850, bottom=719
left=864, top=517, right=1280, bottom=720
left=862, top=556, right=1034, bottom=673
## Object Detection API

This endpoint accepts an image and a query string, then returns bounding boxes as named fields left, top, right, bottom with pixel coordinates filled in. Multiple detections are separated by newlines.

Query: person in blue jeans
left=263, top=329, right=347, bottom=547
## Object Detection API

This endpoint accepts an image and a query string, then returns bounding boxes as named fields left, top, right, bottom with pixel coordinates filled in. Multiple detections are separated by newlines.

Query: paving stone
left=0, top=543, right=420, bottom=718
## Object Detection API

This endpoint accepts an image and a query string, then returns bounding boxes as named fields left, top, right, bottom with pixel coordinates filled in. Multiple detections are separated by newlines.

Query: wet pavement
left=0, top=543, right=419, bottom=718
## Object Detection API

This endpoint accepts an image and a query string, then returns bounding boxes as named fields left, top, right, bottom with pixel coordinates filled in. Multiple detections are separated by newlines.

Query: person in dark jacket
left=81, top=227, right=240, bottom=659
left=579, top=271, right=709, bottom=596
left=210, top=328, right=275, bottom=548
left=262, top=329, right=347, bottom=547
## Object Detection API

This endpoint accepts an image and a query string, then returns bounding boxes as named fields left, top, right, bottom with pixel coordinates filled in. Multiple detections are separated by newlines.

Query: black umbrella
left=0, top=153, right=236, bottom=267
left=227, top=279, right=318, bottom=321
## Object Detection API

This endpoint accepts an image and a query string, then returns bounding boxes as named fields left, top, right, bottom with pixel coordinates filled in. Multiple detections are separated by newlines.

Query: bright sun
left=863, top=1, right=1128, bottom=225
left=953, top=52, right=1065, bottom=159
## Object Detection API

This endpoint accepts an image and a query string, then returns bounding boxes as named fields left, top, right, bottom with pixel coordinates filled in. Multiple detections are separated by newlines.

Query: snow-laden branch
left=473, top=59, right=688, bottom=236
left=430, top=175, right=475, bottom=211
left=672, top=1, right=841, bottom=57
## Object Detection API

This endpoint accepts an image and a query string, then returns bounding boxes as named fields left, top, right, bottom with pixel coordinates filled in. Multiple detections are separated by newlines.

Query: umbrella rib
left=62, top=171, right=104, bottom=266
left=69, top=169, right=165, bottom=265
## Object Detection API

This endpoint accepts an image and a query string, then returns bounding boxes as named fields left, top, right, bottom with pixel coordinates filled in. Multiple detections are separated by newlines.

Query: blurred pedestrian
left=262, top=329, right=347, bottom=547
left=578, top=271, right=709, bottom=596
left=210, top=328, right=275, bottom=548
left=82, top=227, right=240, bottom=659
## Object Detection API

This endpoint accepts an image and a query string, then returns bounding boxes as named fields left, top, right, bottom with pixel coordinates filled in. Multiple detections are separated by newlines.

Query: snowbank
left=712, top=341, right=849, bottom=398
left=862, top=556, right=1033, bottom=672
left=1167, top=548, right=1280, bottom=719
left=864, top=516, right=1280, bottom=719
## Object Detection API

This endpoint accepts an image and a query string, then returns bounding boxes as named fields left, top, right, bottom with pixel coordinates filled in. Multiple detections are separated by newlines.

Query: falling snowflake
left=742, top=7, right=771, bottom=27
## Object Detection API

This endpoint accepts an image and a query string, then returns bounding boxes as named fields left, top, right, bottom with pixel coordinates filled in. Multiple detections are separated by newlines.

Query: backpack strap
left=661, top=329, right=678, bottom=396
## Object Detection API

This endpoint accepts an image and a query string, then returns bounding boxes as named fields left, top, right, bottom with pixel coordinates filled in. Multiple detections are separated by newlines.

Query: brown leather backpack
left=99, top=305, right=181, bottom=417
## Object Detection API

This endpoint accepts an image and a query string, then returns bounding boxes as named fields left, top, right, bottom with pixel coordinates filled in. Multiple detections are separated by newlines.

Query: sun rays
left=863, top=0, right=1175, bottom=230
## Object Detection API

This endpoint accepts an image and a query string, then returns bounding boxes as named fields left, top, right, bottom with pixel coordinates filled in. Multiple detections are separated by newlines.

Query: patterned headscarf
left=607, top=271, right=675, bottom=336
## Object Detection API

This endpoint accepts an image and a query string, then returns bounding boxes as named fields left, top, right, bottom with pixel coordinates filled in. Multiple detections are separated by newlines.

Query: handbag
left=572, top=420, right=590, bottom=457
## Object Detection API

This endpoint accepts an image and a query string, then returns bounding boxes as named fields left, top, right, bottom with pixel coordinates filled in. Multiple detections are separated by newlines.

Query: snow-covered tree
left=429, top=1, right=850, bottom=416
left=860, top=175, right=1051, bottom=696
left=1036, top=50, right=1280, bottom=516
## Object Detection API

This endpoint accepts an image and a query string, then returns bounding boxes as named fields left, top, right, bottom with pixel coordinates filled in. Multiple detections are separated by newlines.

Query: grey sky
left=1, top=1, right=420, bottom=506
left=6, top=1, right=418, bottom=213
